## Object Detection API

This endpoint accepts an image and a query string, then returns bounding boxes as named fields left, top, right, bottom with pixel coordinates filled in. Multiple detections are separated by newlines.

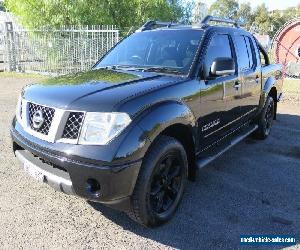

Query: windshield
left=95, top=29, right=203, bottom=75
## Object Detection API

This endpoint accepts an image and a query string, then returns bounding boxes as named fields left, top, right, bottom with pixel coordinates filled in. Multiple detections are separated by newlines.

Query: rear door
left=199, top=33, right=242, bottom=148
left=234, top=35, right=261, bottom=118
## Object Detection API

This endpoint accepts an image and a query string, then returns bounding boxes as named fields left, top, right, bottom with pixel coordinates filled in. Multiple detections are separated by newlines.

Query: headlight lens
left=16, top=95, right=22, bottom=121
left=78, top=112, right=131, bottom=145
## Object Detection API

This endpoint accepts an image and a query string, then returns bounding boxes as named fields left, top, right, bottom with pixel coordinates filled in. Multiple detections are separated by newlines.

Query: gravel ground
left=0, top=76, right=299, bottom=249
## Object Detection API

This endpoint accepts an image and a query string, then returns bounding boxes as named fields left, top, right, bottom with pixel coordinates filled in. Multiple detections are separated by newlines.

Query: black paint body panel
left=11, top=25, right=283, bottom=211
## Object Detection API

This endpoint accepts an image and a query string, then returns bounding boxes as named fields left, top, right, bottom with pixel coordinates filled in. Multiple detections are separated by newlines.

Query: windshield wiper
left=97, top=65, right=146, bottom=71
left=97, top=65, right=183, bottom=75
left=143, top=67, right=182, bottom=75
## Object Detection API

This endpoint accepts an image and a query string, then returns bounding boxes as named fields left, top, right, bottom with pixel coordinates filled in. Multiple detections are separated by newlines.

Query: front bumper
left=15, top=149, right=74, bottom=194
left=11, top=126, right=141, bottom=212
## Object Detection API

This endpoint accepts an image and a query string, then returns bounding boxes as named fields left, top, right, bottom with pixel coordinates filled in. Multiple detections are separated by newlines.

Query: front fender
left=263, top=77, right=276, bottom=95
left=113, top=101, right=197, bottom=163
left=137, top=101, right=196, bottom=142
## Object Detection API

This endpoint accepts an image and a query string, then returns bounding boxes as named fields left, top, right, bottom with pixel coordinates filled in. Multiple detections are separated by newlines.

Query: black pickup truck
left=11, top=16, right=283, bottom=227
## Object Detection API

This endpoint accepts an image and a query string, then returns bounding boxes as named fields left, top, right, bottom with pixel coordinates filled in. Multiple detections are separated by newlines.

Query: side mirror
left=210, top=57, right=235, bottom=76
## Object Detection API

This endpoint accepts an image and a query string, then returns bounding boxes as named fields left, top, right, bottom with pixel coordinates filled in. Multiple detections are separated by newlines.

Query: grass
left=283, top=78, right=300, bottom=93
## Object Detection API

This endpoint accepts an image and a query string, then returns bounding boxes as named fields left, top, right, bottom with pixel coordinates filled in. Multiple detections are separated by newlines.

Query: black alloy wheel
left=128, top=135, right=188, bottom=227
left=254, top=95, right=275, bottom=139
left=264, top=97, right=275, bottom=136
left=149, top=152, right=184, bottom=216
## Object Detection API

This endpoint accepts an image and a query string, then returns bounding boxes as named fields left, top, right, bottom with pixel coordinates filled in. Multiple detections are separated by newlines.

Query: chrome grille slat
left=62, top=112, right=84, bottom=140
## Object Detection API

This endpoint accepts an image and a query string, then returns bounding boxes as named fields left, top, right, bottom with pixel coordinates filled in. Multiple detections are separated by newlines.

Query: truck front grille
left=62, top=112, right=84, bottom=140
left=28, top=102, right=55, bottom=135
left=19, top=99, right=86, bottom=144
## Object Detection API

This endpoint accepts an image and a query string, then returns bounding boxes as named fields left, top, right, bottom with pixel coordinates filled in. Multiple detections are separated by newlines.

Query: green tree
left=181, top=0, right=195, bottom=24
left=268, top=5, right=299, bottom=37
left=4, top=0, right=184, bottom=30
left=269, top=10, right=286, bottom=37
left=253, top=3, right=271, bottom=35
left=209, top=0, right=239, bottom=19
left=206, top=0, right=299, bottom=39
left=0, top=1, right=6, bottom=11
left=237, top=2, right=254, bottom=29
left=283, top=4, right=300, bottom=19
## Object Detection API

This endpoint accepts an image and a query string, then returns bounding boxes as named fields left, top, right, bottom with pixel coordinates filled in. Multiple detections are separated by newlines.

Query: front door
left=199, top=33, right=242, bottom=149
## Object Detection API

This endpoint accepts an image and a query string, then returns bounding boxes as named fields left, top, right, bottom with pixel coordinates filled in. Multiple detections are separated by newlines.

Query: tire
left=254, top=95, right=275, bottom=140
left=127, top=135, right=188, bottom=227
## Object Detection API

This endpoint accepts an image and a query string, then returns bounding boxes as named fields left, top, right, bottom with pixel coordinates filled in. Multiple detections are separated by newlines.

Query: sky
left=200, top=0, right=299, bottom=10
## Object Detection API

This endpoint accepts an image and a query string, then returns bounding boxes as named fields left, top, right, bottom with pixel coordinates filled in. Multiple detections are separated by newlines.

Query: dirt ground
left=0, top=75, right=299, bottom=249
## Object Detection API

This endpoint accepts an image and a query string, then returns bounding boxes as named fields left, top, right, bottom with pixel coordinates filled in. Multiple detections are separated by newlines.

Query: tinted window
left=244, top=37, right=254, bottom=68
left=204, top=34, right=233, bottom=77
left=259, top=50, right=267, bottom=65
left=235, top=36, right=250, bottom=70
left=96, top=30, right=203, bottom=74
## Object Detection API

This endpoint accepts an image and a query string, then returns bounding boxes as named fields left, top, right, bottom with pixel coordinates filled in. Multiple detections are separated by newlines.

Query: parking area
left=0, top=75, right=299, bottom=249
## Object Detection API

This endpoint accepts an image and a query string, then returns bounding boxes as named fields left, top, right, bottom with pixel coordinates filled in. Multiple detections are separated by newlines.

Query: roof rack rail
left=201, top=15, right=240, bottom=28
left=137, top=20, right=179, bottom=32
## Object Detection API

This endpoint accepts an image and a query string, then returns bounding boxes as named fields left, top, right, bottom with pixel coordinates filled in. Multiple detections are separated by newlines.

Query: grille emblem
left=32, top=110, right=45, bottom=129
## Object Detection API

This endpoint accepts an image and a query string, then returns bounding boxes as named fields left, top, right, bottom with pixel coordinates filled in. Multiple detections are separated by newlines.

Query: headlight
left=78, top=112, right=131, bottom=145
left=16, top=95, right=22, bottom=122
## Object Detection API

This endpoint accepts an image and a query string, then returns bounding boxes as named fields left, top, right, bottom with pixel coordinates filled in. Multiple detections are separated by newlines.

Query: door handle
left=234, top=81, right=241, bottom=90
left=255, top=75, right=260, bottom=84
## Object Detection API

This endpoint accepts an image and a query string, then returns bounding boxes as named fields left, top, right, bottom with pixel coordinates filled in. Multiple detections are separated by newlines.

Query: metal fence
left=2, top=23, right=119, bottom=75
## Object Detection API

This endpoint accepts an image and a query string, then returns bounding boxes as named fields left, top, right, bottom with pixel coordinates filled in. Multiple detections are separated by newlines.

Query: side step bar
left=196, top=125, right=258, bottom=169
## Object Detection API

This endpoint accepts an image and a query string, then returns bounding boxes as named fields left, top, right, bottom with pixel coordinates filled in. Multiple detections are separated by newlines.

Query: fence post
left=5, top=22, right=17, bottom=71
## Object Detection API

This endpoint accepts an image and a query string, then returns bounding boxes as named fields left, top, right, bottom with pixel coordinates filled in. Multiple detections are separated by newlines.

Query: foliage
left=237, top=2, right=254, bottom=30
left=208, top=0, right=300, bottom=38
left=252, top=3, right=271, bottom=35
left=181, top=0, right=195, bottom=24
left=191, top=0, right=208, bottom=24
left=4, top=0, right=184, bottom=30
left=253, top=3, right=299, bottom=37
left=209, top=0, right=239, bottom=19
left=0, top=1, right=5, bottom=11
left=3, top=0, right=300, bottom=39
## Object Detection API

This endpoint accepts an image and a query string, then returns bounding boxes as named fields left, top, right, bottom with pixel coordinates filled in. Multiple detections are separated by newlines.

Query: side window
left=204, top=34, right=233, bottom=77
left=235, top=36, right=250, bottom=70
left=244, top=37, right=254, bottom=68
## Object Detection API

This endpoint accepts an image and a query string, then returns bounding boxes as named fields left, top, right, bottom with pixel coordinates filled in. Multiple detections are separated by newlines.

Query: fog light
left=86, top=178, right=101, bottom=197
